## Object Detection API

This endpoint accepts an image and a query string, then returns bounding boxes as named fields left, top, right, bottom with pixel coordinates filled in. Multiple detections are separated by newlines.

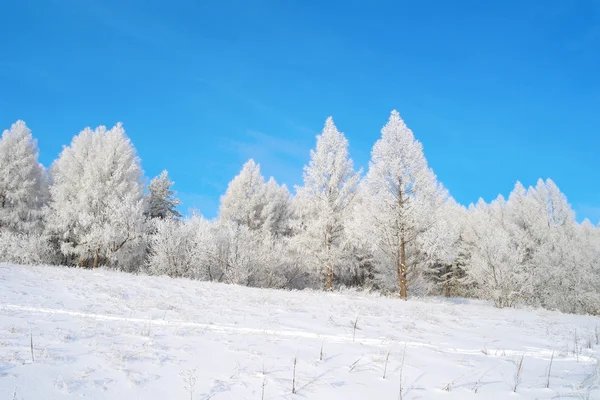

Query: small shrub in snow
left=0, top=231, right=54, bottom=265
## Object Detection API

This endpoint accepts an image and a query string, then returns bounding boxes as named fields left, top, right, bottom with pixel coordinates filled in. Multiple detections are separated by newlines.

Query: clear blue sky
left=1, top=0, right=598, bottom=222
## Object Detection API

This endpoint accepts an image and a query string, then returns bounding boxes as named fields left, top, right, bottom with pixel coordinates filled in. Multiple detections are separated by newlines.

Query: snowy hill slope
left=0, top=264, right=599, bottom=399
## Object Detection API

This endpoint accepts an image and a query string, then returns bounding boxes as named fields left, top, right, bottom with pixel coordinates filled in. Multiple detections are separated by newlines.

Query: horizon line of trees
left=1, top=112, right=599, bottom=316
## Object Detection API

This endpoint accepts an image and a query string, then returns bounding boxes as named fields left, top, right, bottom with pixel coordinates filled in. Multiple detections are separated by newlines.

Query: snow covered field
left=0, top=264, right=599, bottom=399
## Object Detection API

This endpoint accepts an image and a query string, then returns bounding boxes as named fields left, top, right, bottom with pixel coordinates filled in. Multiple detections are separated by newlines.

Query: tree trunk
left=396, top=181, right=408, bottom=300
left=399, top=237, right=407, bottom=300
left=442, top=264, right=449, bottom=297
left=92, top=248, right=100, bottom=269
left=325, top=264, right=333, bottom=291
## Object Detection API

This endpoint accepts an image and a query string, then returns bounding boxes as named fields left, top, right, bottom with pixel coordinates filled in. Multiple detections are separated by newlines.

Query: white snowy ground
left=0, top=264, right=599, bottom=400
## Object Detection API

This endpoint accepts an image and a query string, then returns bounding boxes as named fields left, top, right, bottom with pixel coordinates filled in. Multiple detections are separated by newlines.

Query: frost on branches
left=45, top=123, right=148, bottom=270
left=219, top=159, right=291, bottom=238
left=147, top=170, right=181, bottom=220
left=0, top=120, right=47, bottom=234
left=463, top=179, right=600, bottom=314
left=293, top=117, right=361, bottom=291
left=0, top=121, right=50, bottom=264
left=355, top=110, right=458, bottom=299
left=1, top=113, right=600, bottom=316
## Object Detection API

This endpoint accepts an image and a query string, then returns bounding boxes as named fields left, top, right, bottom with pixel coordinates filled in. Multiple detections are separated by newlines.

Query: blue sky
left=1, top=0, right=599, bottom=222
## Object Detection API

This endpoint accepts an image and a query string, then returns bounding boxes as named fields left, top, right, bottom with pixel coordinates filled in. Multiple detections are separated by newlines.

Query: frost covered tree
left=219, top=159, right=291, bottom=237
left=220, top=159, right=267, bottom=230
left=428, top=200, right=468, bottom=296
left=146, top=214, right=214, bottom=279
left=147, top=170, right=181, bottom=220
left=0, top=120, right=47, bottom=234
left=262, top=177, right=292, bottom=238
left=526, top=179, right=584, bottom=312
left=574, top=219, right=600, bottom=314
left=218, top=160, right=294, bottom=286
left=462, top=178, right=600, bottom=312
left=294, top=117, right=361, bottom=290
left=464, top=196, right=528, bottom=307
left=45, top=123, right=147, bottom=269
left=148, top=160, right=293, bottom=287
left=357, top=110, right=455, bottom=299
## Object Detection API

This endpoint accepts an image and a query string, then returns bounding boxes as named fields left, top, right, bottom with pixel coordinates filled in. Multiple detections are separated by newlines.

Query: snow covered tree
left=219, top=159, right=291, bottom=237
left=218, top=160, right=295, bottom=286
left=526, top=179, right=582, bottom=312
left=294, top=117, right=361, bottom=290
left=220, top=159, right=267, bottom=230
left=574, top=219, right=600, bottom=314
left=428, top=200, right=468, bottom=297
left=262, top=177, right=292, bottom=238
left=45, top=123, right=148, bottom=269
left=463, top=179, right=583, bottom=310
left=147, top=170, right=181, bottom=220
left=357, top=110, right=454, bottom=299
left=0, top=120, right=47, bottom=234
left=460, top=178, right=600, bottom=313
left=464, top=196, right=530, bottom=307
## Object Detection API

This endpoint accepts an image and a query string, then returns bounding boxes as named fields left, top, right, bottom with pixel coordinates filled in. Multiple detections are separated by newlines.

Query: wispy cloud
left=222, top=129, right=314, bottom=191
left=194, top=76, right=317, bottom=138
left=232, top=130, right=309, bottom=161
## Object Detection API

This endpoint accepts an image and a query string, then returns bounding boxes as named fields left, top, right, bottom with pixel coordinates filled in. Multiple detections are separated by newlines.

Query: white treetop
left=220, top=159, right=291, bottom=237
left=147, top=170, right=181, bottom=219
left=1, top=111, right=598, bottom=315
left=46, top=123, right=147, bottom=268
left=220, top=159, right=268, bottom=230
left=0, top=120, right=47, bottom=233
left=294, top=117, right=361, bottom=290
left=358, top=110, right=452, bottom=299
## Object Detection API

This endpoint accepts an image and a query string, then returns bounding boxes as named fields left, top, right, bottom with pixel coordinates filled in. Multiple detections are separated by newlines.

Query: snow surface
left=0, top=264, right=599, bottom=399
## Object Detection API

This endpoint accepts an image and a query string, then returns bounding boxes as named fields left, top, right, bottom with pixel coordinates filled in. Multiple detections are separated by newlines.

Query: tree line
left=1, top=112, right=599, bottom=315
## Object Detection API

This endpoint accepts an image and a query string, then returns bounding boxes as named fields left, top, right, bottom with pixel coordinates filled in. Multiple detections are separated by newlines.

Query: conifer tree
left=147, top=170, right=181, bottom=220
left=294, top=117, right=361, bottom=290
left=358, top=110, right=452, bottom=299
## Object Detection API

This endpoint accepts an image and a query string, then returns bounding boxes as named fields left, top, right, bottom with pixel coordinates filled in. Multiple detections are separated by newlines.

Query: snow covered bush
left=146, top=215, right=213, bottom=279
left=147, top=214, right=299, bottom=288
left=0, top=230, right=54, bottom=265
